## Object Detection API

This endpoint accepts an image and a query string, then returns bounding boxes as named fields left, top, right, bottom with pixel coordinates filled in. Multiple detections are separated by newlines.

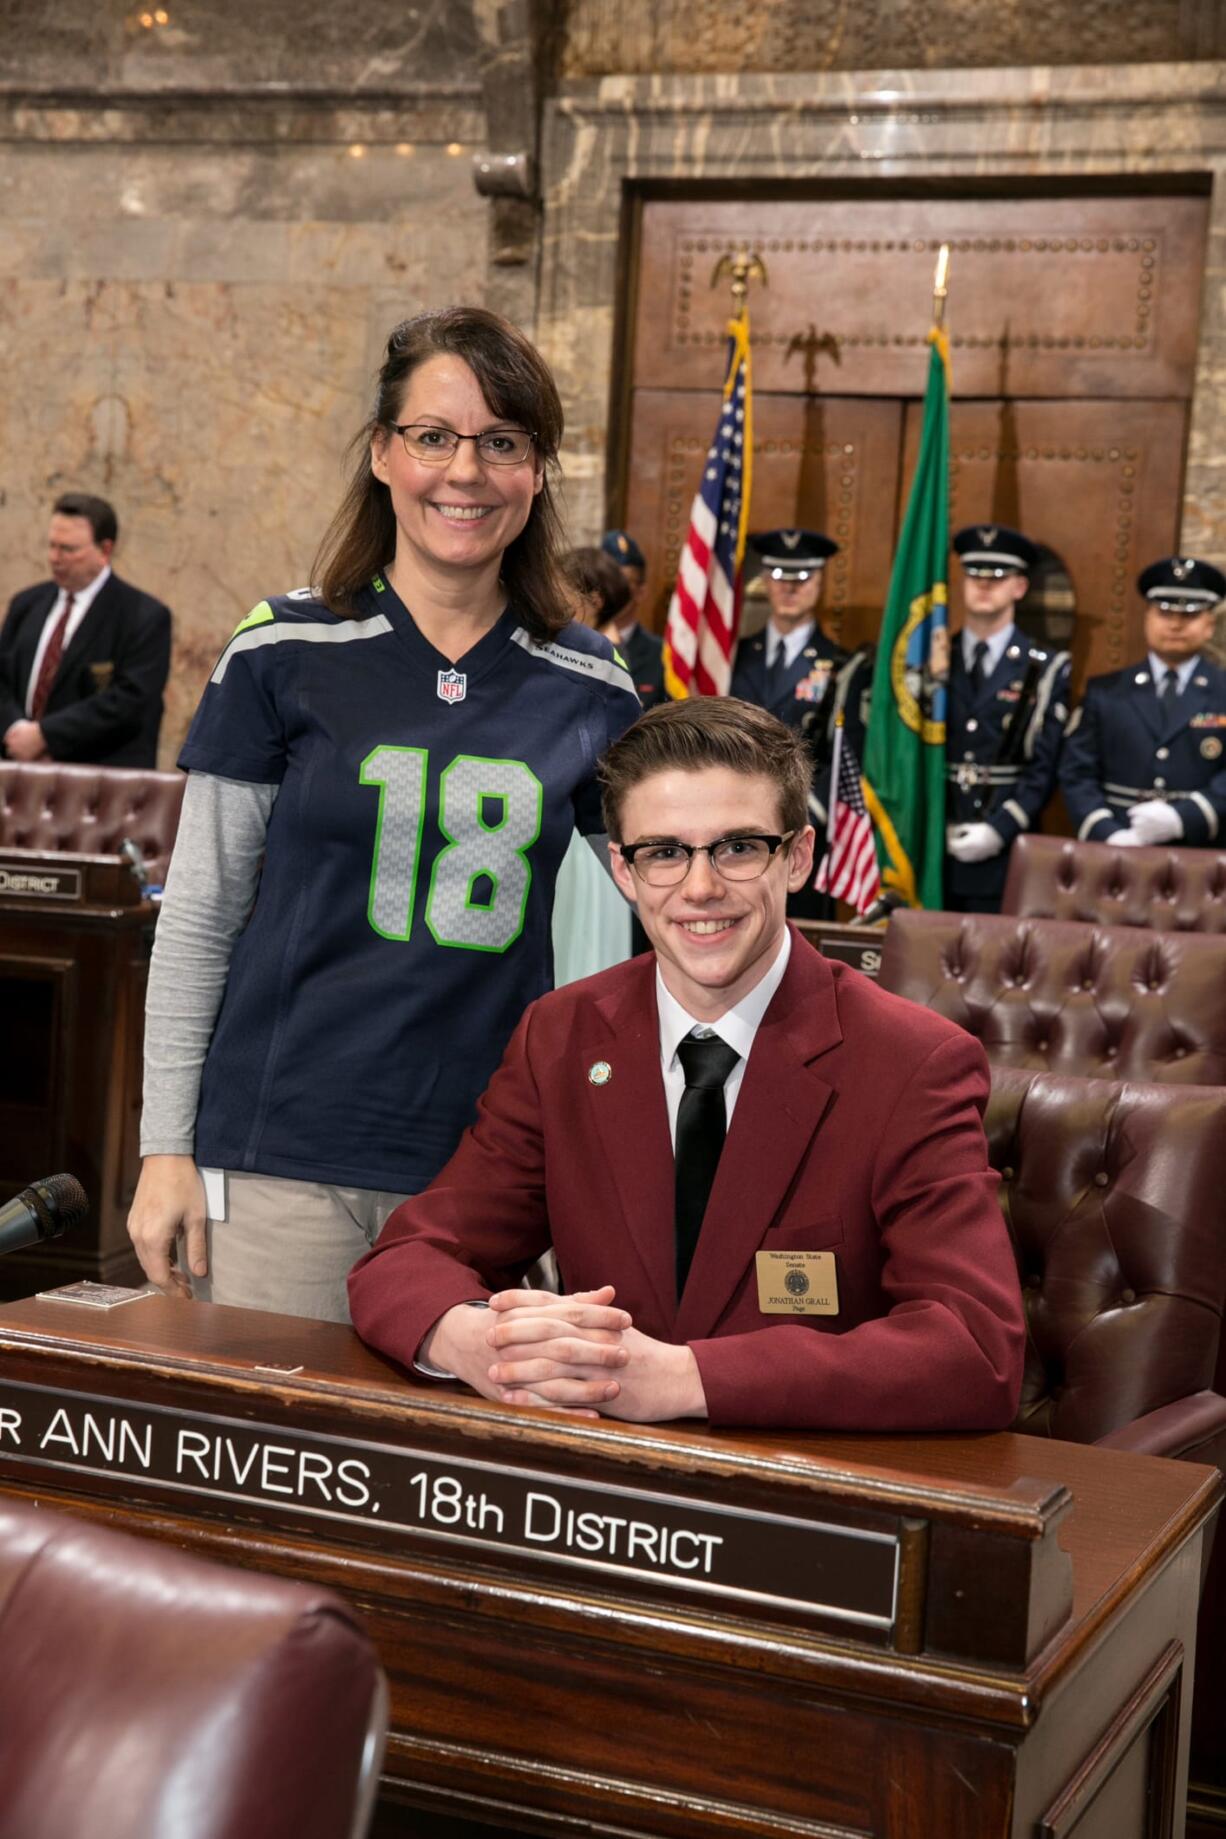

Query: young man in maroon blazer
left=349, top=700, right=1024, bottom=1431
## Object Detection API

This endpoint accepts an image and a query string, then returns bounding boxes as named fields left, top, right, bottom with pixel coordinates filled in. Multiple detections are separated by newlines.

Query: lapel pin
left=587, top=1061, right=612, bottom=1086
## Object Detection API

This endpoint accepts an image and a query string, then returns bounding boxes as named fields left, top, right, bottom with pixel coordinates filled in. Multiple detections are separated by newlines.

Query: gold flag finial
left=710, top=248, right=768, bottom=310
left=932, top=243, right=951, bottom=329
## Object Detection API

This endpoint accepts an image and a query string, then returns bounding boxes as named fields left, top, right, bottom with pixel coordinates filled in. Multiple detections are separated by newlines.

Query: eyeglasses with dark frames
left=390, top=423, right=536, bottom=466
left=618, top=832, right=795, bottom=887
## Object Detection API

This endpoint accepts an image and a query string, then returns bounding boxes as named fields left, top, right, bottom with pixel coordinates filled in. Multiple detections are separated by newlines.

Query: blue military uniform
left=732, top=528, right=872, bottom=920
left=946, top=525, right=1071, bottom=911
left=601, top=529, right=666, bottom=709
left=1061, top=557, right=1226, bottom=846
left=946, top=631, right=1071, bottom=907
left=731, top=529, right=870, bottom=826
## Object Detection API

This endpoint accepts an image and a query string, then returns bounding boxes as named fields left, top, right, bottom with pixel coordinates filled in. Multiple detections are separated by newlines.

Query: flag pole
left=932, top=242, right=951, bottom=330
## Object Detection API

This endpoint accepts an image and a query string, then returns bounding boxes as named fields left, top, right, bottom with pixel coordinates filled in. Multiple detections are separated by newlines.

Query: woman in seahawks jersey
left=129, top=307, right=640, bottom=1322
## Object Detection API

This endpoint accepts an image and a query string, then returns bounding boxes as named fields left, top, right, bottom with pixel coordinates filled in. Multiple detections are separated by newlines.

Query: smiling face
left=370, top=353, right=543, bottom=597
left=609, top=766, right=815, bottom=1021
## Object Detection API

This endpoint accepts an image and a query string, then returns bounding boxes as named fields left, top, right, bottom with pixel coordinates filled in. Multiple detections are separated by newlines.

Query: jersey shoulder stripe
left=212, top=591, right=393, bottom=685
left=509, top=623, right=638, bottom=702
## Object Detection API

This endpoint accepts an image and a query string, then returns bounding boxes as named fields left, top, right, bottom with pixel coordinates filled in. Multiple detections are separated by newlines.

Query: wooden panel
left=900, top=398, right=1188, bottom=690
left=632, top=196, right=1207, bottom=400
left=623, top=390, right=902, bottom=648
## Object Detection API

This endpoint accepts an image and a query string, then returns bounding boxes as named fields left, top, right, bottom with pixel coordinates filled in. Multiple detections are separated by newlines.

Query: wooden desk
left=0, top=852, right=151, bottom=1298
left=0, top=1296, right=1217, bottom=1839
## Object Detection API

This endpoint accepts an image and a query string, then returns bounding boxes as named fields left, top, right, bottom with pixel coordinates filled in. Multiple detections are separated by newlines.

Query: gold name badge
left=755, top=1251, right=839, bottom=1316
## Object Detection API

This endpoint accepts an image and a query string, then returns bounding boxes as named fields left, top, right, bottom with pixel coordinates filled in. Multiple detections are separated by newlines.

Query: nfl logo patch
left=437, top=668, right=467, bottom=705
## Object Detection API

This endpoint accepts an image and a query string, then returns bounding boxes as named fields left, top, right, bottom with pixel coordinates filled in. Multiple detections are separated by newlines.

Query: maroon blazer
left=349, top=930, right=1025, bottom=1432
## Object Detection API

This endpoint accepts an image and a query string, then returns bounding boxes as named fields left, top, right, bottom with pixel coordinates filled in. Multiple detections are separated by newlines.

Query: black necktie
left=763, top=644, right=785, bottom=705
left=969, top=640, right=989, bottom=693
left=1158, top=668, right=1178, bottom=713
left=674, top=1033, right=741, bottom=1298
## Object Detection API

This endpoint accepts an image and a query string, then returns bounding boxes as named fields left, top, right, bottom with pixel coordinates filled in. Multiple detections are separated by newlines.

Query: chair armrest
left=1095, top=1391, right=1226, bottom=1466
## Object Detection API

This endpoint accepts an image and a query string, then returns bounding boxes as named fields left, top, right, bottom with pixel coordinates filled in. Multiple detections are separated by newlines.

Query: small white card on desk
left=35, top=1281, right=157, bottom=1310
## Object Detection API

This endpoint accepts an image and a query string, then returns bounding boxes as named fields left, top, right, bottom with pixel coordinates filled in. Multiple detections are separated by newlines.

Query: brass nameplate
left=756, top=1250, right=840, bottom=1315
left=0, top=1378, right=897, bottom=1628
left=0, top=862, right=82, bottom=901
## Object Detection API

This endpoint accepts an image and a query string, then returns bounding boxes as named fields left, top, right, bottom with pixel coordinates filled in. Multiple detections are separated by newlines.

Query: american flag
left=662, top=313, right=753, bottom=698
left=816, top=721, right=881, bottom=915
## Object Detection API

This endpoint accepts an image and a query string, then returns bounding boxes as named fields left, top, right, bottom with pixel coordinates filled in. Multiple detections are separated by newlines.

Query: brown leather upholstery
left=1002, top=831, right=1226, bottom=932
left=987, top=1066, right=1226, bottom=1792
left=0, top=761, right=184, bottom=887
left=986, top=1068, right=1226, bottom=1444
left=879, top=908, right=1226, bottom=1084
left=0, top=1499, right=385, bottom=1839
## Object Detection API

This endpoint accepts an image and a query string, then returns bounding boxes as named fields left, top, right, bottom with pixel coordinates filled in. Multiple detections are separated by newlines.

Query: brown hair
left=53, top=492, right=117, bottom=546
left=598, top=697, right=811, bottom=841
left=559, top=546, right=631, bottom=630
left=313, top=306, right=569, bottom=643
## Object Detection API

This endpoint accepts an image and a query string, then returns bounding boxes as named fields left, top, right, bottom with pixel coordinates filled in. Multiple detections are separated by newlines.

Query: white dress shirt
left=25, top=566, right=112, bottom=713
left=960, top=621, right=1015, bottom=678
left=765, top=620, right=815, bottom=672
left=655, top=928, right=792, bottom=1146
left=1146, top=651, right=1200, bottom=697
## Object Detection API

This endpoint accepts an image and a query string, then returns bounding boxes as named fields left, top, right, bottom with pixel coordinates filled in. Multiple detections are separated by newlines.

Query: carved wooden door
left=617, top=191, right=1208, bottom=694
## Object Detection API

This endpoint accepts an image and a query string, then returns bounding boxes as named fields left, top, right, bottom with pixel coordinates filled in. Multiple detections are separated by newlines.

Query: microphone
left=849, top=888, right=906, bottom=928
left=120, top=837, right=151, bottom=897
left=0, top=1175, right=89, bottom=1258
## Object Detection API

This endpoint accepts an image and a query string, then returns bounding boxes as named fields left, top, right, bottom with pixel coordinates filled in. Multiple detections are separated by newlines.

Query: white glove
left=1106, top=830, right=1141, bottom=846
left=946, top=822, right=1005, bottom=864
left=1128, top=799, right=1183, bottom=845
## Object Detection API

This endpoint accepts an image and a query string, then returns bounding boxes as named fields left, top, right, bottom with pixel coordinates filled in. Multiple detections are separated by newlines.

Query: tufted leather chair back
left=879, top=908, right=1226, bottom=1084
left=1002, top=831, right=1226, bottom=932
left=987, top=1068, right=1226, bottom=1443
left=0, top=761, right=184, bottom=886
left=0, top=1497, right=386, bottom=1839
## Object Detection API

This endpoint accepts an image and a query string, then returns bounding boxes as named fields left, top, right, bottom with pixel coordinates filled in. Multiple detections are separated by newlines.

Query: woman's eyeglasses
left=391, top=423, right=536, bottom=466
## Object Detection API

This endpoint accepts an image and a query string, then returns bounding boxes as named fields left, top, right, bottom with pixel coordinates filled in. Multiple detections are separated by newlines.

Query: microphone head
left=24, top=1174, right=90, bottom=1241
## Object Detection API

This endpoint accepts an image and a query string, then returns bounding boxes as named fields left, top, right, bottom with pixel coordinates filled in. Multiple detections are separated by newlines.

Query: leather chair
left=878, top=907, right=1226, bottom=1084
left=987, top=1068, right=1226, bottom=1806
left=1001, top=831, right=1226, bottom=932
left=0, top=760, right=185, bottom=887
left=0, top=1498, right=387, bottom=1839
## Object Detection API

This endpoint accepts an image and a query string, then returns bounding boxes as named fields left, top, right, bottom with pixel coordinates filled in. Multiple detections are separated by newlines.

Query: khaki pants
left=194, top=1172, right=411, bottom=1324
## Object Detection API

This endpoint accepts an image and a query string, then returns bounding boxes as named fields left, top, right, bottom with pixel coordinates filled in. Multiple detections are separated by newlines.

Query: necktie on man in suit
left=969, top=639, right=989, bottom=694
left=29, top=594, right=75, bottom=721
left=1157, top=667, right=1178, bottom=714
left=674, top=1032, right=741, bottom=1297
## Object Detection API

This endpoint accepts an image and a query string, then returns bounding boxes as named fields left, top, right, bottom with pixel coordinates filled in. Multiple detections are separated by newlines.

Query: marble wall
left=0, top=3, right=487, bottom=764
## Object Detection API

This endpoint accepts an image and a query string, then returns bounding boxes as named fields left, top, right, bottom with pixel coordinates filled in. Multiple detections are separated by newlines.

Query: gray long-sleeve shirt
left=140, top=773, right=278, bottom=1156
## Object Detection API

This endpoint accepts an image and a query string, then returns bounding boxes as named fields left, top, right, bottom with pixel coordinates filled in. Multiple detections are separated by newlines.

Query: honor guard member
left=946, top=524, right=1071, bottom=912
left=601, top=530, right=665, bottom=709
left=732, top=528, right=871, bottom=919
left=1060, top=555, right=1226, bottom=848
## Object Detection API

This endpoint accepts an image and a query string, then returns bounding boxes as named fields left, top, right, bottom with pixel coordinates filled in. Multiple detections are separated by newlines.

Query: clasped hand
left=432, top=1285, right=706, bottom=1422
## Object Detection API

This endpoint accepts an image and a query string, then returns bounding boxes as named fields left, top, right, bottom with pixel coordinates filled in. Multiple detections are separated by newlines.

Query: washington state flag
left=863, top=331, right=951, bottom=908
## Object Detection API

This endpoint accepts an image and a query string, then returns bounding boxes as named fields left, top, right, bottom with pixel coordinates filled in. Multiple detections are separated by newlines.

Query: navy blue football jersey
left=180, top=577, right=639, bottom=1192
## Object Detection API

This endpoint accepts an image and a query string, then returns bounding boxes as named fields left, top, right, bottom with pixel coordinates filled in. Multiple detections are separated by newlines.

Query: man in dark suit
left=945, top=524, right=1071, bottom=912
left=1061, top=555, right=1226, bottom=848
left=601, top=530, right=665, bottom=709
left=0, top=492, right=172, bottom=768
left=349, top=699, right=1023, bottom=1432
